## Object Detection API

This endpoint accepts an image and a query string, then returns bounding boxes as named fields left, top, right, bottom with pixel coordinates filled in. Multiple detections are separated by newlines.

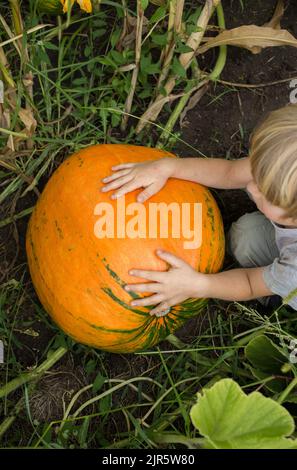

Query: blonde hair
left=249, top=103, right=297, bottom=219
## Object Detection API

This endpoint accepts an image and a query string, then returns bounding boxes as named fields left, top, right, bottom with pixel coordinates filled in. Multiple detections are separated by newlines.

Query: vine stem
left=157, top=1, right=226, bottom=147
left=154, top=0, right=185, bottom=96
left=0, top=397, right=23, bottom=439
left=121, top=0, right=144, bottom=131
left=136, top=0, right=221, bottom=134
left=0, top=346, right=68, bottom=400
left=277, top=376, right=297, bottom=405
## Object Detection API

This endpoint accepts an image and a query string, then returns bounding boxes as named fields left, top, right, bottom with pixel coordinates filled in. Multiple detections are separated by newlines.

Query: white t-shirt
left=263, top=221, right=297, bottom=309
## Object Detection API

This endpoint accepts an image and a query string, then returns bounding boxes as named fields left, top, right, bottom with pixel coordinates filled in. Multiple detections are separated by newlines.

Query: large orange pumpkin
left=26, top=144, right=225, bottom=353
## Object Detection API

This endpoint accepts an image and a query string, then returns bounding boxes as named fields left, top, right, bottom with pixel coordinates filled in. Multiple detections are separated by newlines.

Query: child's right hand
left=101, top=157, right=177, bottom=203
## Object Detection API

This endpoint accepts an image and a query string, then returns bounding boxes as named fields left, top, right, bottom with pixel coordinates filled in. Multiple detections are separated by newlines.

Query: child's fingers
left=111, top=179, right=146, bottom=199
left=130, top=294, right=164, bottom=307
left=150, top=302, right=171, bottom=317
left=155, top=249, right=185, bottom=268
left=137, top=181, right=164, bottom=202
left=125, top=282, right=160, bottom=293
left=129, top=268, right=164, bottom=282
left=101, top=168, right=131, bottom=184
left=101, top=174, right=134, bottom=193
left=111, top=163, right=136, bottom=170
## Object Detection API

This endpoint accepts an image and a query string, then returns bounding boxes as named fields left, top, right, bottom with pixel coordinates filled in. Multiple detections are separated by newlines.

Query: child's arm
left=171, top=157, right=252, bottom=190
left=201, top=266, right=272, bottom=301
left=101, top=156, right=253, bottom=202
left=125, top=250, right=272, bottom=316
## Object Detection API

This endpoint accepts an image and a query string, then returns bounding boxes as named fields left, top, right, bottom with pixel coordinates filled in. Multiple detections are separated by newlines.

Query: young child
left=101, top=103, right=297, bottom=316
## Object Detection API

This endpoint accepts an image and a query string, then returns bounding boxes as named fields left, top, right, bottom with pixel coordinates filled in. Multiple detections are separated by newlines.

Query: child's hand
left=101, top=157, right=177, bottom=203
left=124, top=249, right=208, bottom=316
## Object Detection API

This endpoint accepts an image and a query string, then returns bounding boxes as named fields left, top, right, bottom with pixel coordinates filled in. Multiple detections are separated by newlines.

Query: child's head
left=248, top=103, right=297, bottom=226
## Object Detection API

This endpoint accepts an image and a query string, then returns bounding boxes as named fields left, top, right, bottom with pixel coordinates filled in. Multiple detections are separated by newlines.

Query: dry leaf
left=117, top=13, right=149, bottom=50
left=118, top=63, right=136, bottom=72
left=251, top=0, right=284, bottom=53
left=179, top=82, right=209, bottom=127
left=197, top=24, right=297, bottom=55
left=19, top=108, right=37, bottom=136
left=264, top=0, right=284, bottom=29
left=150, top=0, right=166, bottom=4
left=1, top=109, right=14, bottom=151
left=22, top=76, right=34, bottom=87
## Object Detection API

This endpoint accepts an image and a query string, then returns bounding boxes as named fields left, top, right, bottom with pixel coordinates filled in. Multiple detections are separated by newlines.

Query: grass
left=1, top=276, right=296, bottom=448
left=0, top=0, right=297, bottom=449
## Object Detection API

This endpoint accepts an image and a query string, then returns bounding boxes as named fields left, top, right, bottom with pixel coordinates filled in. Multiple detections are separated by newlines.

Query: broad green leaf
left=246, top=335, right=288, bottom=372
left=245, top=335, right=292, bottom=393
left=197, top=25, right=297, bottom=55
left=190, top=378, right=297, bottom=449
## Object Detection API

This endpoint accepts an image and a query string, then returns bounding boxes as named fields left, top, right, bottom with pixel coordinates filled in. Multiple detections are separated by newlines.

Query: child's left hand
left=124, top=249, right=208, bottom=317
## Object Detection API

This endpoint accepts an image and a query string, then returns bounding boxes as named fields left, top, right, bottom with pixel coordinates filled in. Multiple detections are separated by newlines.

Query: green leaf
left=175, top=42, right=194, bottom=54
left=187, top=25, right=204, bottom=34
left=245, top=335, right=292, bottom=393
left=187, top=7, right=203, bottom=24
left=43, top=41, right=59, bottom=51
left=37, top=48, right=51, bottom=66
left=151, top=32, right=168, bottom=46
left=140, top=54, right=160, bottom=74
left=110, top=50, right=126, bottom=65
left=171, top=57, right=187, bottom=78
left=190, top=378, right=297, bottom=449
left=85, top=359, right=96, bottom=375
left=93, top=29, right=107, bottom=39
left=72, top=77, right=88, bottom=86
left=138, top=86, right=153, bottom=99
left=99, top=394, right=111, bottom=414
left=93, top=373, right=106, bottom=393
left=84, top=46, right=92, bottom=58
left=246, top=335, right=288, bottom=372
left=92, top=18, right=107, bottom=28
left=98, top=57, right=116, bottom=68
left=150, top=6, right=167, bottom=23
left=110, top=29, right=121, bottom=48
left=141, top=0, right=149, bottom=10
left=111, top=110, right=121, bottom=127
left=78, top=416, right=90, bottom=447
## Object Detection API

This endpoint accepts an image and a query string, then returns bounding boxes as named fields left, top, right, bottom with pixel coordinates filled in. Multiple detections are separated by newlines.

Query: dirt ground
left=175, top=0, right=297, bottom=228
left=1, top=0, right=297, bottom=425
